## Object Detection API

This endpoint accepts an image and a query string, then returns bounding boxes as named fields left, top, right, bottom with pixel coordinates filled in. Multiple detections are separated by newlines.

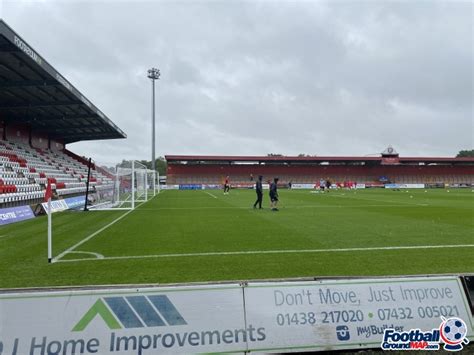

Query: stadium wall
left=2, top=122, right=65, bottom=151
left=31, top=132, right=49, bottom=149
left=5, top=123, right=29, bottom=145
left=50, top=139, right=64, bottom=151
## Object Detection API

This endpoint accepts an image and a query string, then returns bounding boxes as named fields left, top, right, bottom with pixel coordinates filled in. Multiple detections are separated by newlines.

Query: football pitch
left=1, top=188, right=473, bottom=289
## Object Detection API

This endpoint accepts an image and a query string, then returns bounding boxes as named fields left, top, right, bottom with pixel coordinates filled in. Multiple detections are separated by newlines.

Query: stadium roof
left=0, top=20, right=126, bottom=143
left=166, top=155, right=474, bottom=165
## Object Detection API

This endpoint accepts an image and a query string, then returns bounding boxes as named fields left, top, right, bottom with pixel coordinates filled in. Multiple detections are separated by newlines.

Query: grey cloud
left=2, top=0, right=472, bottom=163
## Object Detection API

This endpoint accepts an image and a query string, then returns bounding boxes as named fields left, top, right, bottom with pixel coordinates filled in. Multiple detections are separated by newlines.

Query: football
left=442, top=318, right=467, bottom=343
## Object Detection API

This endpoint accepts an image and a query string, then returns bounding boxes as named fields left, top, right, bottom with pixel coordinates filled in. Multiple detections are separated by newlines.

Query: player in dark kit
left=269, top=177, right=279, bottom=211
left=253, top=175, right=263, bottom=209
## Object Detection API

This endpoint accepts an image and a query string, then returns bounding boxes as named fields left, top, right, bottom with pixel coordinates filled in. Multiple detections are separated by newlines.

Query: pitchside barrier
left=166, top=183, right=472, bottom=191
left=0, top=204, right=35, bottom=225
left=1, top=275, right=473, bottom=354
left=0, top=197, right=86, bottom=226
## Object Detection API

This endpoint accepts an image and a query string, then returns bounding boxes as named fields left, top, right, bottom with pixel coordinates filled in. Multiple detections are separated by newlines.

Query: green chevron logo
left=73, top=299, right=121, bottom=331
left=73, top=295, right=187, bottom=331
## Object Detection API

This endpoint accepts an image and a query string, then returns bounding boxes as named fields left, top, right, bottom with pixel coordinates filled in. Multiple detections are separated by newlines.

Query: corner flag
left=44, top=180, right=52, bottom=202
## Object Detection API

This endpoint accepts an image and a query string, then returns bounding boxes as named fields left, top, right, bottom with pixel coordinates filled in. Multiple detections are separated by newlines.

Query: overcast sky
left=1, top=0, right=472, bottom=165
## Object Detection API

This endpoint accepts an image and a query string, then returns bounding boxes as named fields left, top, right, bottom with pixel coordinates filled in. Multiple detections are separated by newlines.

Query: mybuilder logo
left=73, top=295, right=187, bottom=331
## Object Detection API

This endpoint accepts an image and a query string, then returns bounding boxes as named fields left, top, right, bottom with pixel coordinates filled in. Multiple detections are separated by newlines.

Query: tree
left=456, top=150, right=474, bottom=158
left=140, top=158, right=167, bottom=175
left=139, top=160, right=151, bottom=169
left=154, top=157, right=167, bottom=176
left=116, top=157, right=167, bottom=175
left=267, top=153, right=283, bottom=157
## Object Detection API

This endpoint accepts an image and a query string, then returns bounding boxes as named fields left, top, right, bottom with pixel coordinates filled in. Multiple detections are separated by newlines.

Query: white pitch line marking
left=136, top=204, right=426, bottom=211
left=328, top=193, right=429, bottom=206
left=67, top=251, right=105, bottom=259
left=53, top=209, right=134, bottom=262
left=117, top=194, right=132, bottom=208
left=55, top=244, right=474, bottom=263
left=204, top=191, right=218, bottom=199
left=0, top=235, right=8, bottom=239
left=53, top=195, right=157, bottom=263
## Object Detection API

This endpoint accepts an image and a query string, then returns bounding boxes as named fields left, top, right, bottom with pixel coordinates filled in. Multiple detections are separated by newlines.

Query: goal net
left=88, top=160, right=150, bottom=210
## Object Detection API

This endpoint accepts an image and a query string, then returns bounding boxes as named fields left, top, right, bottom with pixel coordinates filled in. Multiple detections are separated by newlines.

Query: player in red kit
left=223, top=176, right=230, bottom=195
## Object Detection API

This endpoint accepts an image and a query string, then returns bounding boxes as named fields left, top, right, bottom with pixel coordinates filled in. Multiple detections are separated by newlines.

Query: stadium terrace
left=165, top=149, right=474, bottom=188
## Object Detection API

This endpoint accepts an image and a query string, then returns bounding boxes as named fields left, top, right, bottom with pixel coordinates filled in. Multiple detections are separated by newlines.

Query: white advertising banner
left=244, top=277, right=473, bottom=353
left=1, top=277, right=472, bottom=354
left=162, top=184, right=179, bottom=190
left=403, top=184, right=425, bottom=189
left=385, top=184, right=425, bottom=189
left=291, top=184, right=315, bottom=189
left=0, top=284, right=250, bottom=354
left=41, top=199, right=68, bottom=214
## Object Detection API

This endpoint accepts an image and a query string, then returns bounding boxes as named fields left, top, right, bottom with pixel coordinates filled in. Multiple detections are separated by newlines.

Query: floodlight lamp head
left=147, top=68, right=161, bottom=80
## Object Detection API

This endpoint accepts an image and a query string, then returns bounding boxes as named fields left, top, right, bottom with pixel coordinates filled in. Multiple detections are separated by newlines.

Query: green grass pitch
left=0, top=188, right=473, bottom=289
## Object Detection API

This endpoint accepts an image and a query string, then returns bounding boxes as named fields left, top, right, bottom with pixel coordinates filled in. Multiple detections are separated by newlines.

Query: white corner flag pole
left=47, top=197, right=52, bottom=263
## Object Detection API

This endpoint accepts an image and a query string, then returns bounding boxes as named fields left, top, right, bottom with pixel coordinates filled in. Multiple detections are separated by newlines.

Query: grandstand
left=0, top=139, right=115, bottom=207
left=166, top=147, right=474, bottom=187
left=0, top=20, right=125, bottom=210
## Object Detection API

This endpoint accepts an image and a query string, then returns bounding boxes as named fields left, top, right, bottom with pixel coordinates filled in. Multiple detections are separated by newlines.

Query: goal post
left=147, top=169, right=160, bottom=196
left=86, top=160, right=149, bottom=211
left=134, top=161, right=148, bottom=203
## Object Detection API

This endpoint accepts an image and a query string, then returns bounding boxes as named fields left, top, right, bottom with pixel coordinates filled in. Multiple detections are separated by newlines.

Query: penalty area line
left=55, top=244, right=474, bottom=263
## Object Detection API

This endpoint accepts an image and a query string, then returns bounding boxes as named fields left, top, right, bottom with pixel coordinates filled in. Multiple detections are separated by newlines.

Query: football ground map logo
left=381, top=317, right=470, bottom=352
